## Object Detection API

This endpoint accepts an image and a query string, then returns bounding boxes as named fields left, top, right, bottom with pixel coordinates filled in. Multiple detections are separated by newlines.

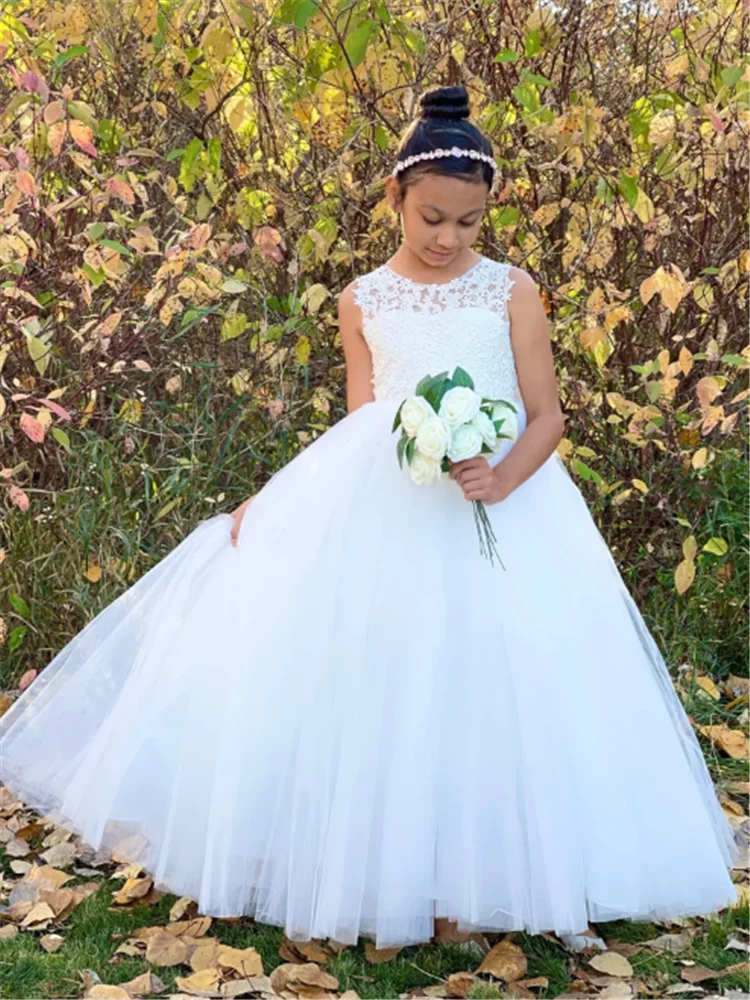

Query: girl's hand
left=448, top=457, right=508, bottom=505
left=229, top=496, right=255, bottom=547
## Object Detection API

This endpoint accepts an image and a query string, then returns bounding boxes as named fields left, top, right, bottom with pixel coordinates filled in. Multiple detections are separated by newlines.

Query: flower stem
left=472, top=500, right=506, bottom=570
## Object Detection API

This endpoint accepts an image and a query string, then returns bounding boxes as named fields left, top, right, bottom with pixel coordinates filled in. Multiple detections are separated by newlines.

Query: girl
left=1, top=85, right=740, bottom=952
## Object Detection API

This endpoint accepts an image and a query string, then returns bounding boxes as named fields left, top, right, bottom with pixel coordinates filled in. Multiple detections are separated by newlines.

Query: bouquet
left=393, top=366, right=518, bottom=569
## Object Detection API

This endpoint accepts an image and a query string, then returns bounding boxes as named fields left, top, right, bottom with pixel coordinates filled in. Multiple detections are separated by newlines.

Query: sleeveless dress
left=0, top=255, right=740, bottom=949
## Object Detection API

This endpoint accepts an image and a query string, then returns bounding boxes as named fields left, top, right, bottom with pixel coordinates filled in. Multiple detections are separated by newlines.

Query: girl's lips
left=428, top=249, right=454, bottom=259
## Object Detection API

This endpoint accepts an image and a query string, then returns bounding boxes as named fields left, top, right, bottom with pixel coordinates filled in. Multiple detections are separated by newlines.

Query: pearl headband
left=391, top=145, right=498, bottom=191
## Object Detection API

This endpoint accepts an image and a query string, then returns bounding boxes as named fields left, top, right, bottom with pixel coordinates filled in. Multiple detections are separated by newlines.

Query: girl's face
left=386, top=171, right=488, bottom=270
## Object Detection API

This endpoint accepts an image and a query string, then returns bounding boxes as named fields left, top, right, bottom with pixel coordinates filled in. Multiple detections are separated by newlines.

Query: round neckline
left=383, top=254, right=486, bottom=288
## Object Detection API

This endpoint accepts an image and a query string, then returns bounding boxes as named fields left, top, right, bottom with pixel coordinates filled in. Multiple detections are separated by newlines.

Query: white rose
left=490, top=402, right=518, bottom=449
left=438, top=386, right=482, bottom=428
left=409, top=450, right=441, bottom=486
left=415, top=415, right=451, bottom=461
left=446, top=422, right=483, bottom=462
left=400, top=395, right=436, bottom=438
left=469, top=410, right=497, bottom=450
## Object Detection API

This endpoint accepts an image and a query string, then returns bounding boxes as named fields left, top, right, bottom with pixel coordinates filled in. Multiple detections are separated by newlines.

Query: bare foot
left=433, top=917, right=472, bottom=943
left=431, top=918, right=490, bottom=952
left=557, top=925, right=607, bottom=953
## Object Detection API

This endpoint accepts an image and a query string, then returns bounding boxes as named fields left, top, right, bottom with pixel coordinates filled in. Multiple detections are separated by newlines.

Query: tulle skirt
left=0, top=399, right=740, bottom=948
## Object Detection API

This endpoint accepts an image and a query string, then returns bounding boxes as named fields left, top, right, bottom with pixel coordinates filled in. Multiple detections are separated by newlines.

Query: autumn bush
left=0, top=0, right=747, bottom=697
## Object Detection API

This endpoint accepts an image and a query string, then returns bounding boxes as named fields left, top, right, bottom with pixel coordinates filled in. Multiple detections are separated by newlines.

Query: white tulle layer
left=0, top=399, right=740, bottom=949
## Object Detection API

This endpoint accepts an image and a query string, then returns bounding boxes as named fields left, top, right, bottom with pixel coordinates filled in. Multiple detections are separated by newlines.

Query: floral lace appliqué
left=351, top=257, right=522, bottom=408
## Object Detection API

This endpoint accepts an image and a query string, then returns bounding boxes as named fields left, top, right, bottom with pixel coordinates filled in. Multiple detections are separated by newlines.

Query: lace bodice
left=352, top=255, right=524, bottom=421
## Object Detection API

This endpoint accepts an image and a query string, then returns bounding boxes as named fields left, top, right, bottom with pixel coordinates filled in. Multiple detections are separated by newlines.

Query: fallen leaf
left=597, top=983, right=633, bottom=998
left=83, top=559, right=102, bottom=583
left=220, top=976, right=276, bottom=998
left=218, top=944, right=264, bottom=977
left=698, top=724, right=749, bottom=759
left=280, top=938, right=332, bottom=965
left=189, top=938, right=221, bottom=972
left=39, top=841, right=78, bottom=868
left=40, top=932, right=65, bottom=953
left=167, top=915, right=212, bottom=937
left=588, top=951, right=633, bottom=977
left=695, top=675, right=721, bottom=699
left=681, top=963, right=730, bottom=983
left=113, top=941, right=145, bottom=959
left=443, top=971, right=480, bottom=997
left=725, top=936, right=750, bottom=955
left=6, top=837, right=31, bottom=858
left=24, top=865, right=75, bottom=892
left=116, top=971, right=167, bottom=996
left=39, top=887, right=79, bottom=920
left=639, top=930, right=696, bottom=954
left=174, top=968, right=222, bottom=995
left=269, top=962, right=339, bottom=995
left=476, top=938, right=528, bottom=982
left=363, top=941, right=402, bottom=963
left=145, top=929, right=190, bottom=966
left=20, top=900, right=56, bottom=929
left=725, top=675, right=750, bottom=699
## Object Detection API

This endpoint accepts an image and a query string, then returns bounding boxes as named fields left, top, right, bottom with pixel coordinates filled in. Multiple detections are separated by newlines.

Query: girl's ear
left=384, top=175, right=404, bottom=213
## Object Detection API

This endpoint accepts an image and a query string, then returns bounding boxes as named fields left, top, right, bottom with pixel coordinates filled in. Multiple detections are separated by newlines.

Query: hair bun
left=419, top=85, right=470, bottom=121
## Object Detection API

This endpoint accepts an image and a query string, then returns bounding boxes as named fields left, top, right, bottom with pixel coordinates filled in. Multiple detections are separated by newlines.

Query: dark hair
left=392, top=85, right=495, bottom=196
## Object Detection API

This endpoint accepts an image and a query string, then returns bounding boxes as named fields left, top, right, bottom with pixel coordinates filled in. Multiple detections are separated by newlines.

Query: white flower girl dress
left=1, top=255, right=740, bottom=949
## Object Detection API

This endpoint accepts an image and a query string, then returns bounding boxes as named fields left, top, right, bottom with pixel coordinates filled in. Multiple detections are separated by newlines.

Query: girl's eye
left=424, top=219, right=476, bottom=227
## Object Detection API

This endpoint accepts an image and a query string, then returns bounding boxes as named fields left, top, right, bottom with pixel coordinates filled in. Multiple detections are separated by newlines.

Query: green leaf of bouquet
left=424, top=386, right=442, bottom=411
left=417, top=370, right=449, bottom=396
left=451, top=366, right=474, bottom=389
left=405, top=436, right=416, bottom=463
left=396, top=434, right=406, bottom=469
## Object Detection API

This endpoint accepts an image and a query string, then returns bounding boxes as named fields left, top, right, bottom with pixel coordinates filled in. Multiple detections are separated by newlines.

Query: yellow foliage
left=639, top=265, right=688, bottom=313
left=118, top=399, right=142, bottom=425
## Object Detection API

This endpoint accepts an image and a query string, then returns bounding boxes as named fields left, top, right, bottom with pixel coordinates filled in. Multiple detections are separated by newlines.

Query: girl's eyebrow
left=421, top=204, right=483, bottom=218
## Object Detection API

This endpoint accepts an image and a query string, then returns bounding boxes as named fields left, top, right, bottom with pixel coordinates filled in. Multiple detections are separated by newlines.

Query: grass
left=0, top=832, right=747, bottom=999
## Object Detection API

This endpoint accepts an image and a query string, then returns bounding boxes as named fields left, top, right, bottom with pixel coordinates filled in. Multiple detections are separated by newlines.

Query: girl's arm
left=492, top=266, right=566, bottom=500
left=338, top=282, right=376, bottom=414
